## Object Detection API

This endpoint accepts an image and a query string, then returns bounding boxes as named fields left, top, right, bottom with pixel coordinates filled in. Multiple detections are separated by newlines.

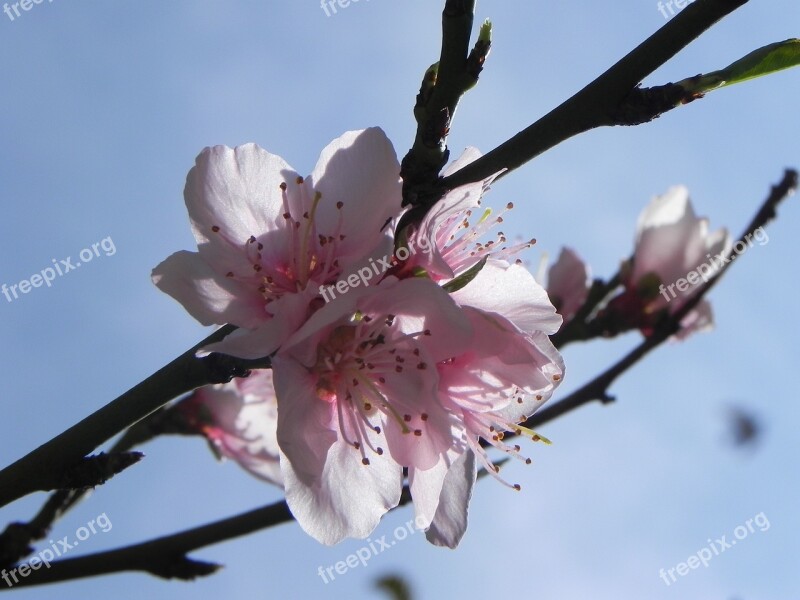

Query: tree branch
left=550, top=273, right=621, bottom=348
left=0, top=462, right=510, bottom=589
left=1, top=410, right=180, bottom=568
left=437, top=0, right=749, bottom=191
left=399, top=0, right=490, bottom=210
left=0, top=325, right=270, bottom=508
left=525, top=168, right=797, bottom=430
left=0, top=501, right=292, bottom=589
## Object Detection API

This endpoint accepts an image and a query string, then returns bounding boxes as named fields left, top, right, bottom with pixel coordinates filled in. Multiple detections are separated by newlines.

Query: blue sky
left=1, top=1, right=798, bottom=598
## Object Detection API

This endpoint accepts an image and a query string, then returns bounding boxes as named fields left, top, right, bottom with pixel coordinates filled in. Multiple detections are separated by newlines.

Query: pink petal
left=675, top=299, right=715, bottom=340
left=280, top=283, right=375, bottom=366
left=442, top=147, right=483, bottom=177
left=274, top=359, right=402, bottom=544
left=202, top=288, right=315, bottom=358
left=185, top=371, right=283, bottom=487
left=425, top=451, right=477, bottom=548
left=152, top=250, right=266, bottom=328
left=408, top=446, right=467, bottom=529
left=441, top=308, right=564, bottom=419
left=309, top=128, right=402, bottom=264
left=281, top=277, right=471, bottom=367
left=358, top=278, right=473, bottom=362
left=547, top=247, right=591, bottom=321
left=633, top=186, right=724, bottom=286
left=380, top=368, right=458, bottom=470
left=410, top=147, right=499, bottom=279
left=185, top=143, right=299, bottom=276
left=452, top=261, right=562, bottom=336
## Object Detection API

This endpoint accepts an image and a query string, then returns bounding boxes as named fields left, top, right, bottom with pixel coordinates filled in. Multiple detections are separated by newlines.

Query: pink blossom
left=371, top=153, right=565, bottom=545
left=152, top=128, right=401, bottom=358
left=545, top=247, right=591, bottom=322
left=271, top=277, right=472, bottom=545
left=156, top=136, right=566, bottom=549
left=272, top=272, right=564, bottom=547
left=400, top=148, right=533, bottom=281
left=396, top=146, right=562, bottom=339
left=176, top=370, right=282, bottom=487
left=413, top=257, right=563, bottom=547
left=395, top=144, right=562, bottom=355
left=633, top=187, right=728, bottom=294
left=606, top=186, right=729, bottom=337
left=387, top=149, right=565, bottom=546
left=418, top=305, right=564, bottom=547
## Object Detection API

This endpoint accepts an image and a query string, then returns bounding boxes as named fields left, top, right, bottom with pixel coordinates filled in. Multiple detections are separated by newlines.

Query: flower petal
left=380, top=370, right=457, bottom=471
left=273, top=358, right=402, bottom=545
left=202, top=288, right=315, bottom=358
left=452, top=261, right=562, bottom=335
left=633, top=186, right=727, bottom=287
left=409, top=147, right=499, bottom=279
left=408, top=457, right=449, bottom=529
left=310, top=128, right=402, bottom=264
left=152, top=250, right=266, bottom=328
left=185, top=143, right=299, bottom=275
left=675, top=299, right=715, bottom=339
left=547, top=247, right=591, bottom=321
left=363, top=278, right=473, bottom=361
left=178, top=371, right=283, bottom=487
left=425, top=451, right=477, bottom=548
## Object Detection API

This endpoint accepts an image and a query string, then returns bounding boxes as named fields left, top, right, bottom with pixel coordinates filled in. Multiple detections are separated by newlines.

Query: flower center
left=210, top=176, right=347, bottom=306
left=311, top=313, right=432, bottom=465
left=275, top=176, right=345, bottom=293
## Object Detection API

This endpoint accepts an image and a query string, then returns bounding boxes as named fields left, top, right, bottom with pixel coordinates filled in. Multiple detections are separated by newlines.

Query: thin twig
left=551, top=273, right=621, bottom=348
left=0, top=501, right=292, bottom=589
left=399, top=0, right=490, bottom=210
left=0, top=411, right=177, bottom=568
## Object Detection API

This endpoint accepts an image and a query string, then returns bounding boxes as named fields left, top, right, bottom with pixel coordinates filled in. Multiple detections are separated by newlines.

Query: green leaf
left=678, top=39, right=800, bottom=95
left=442, top=256, right=488, bottom=293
